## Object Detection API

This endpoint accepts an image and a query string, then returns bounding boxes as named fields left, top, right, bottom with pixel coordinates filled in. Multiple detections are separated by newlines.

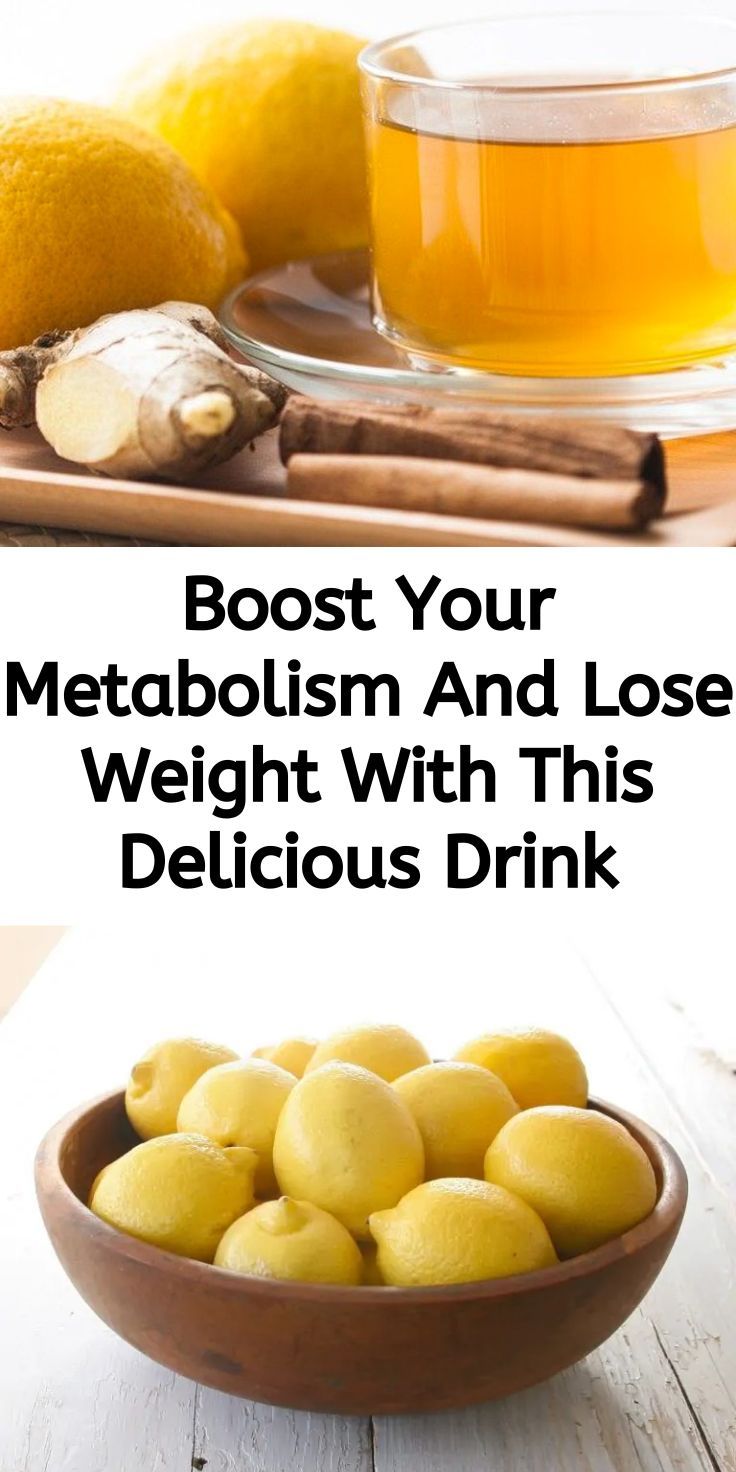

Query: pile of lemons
left=89, top=1024, right=658, bottom=1289
left=0, top=22, right=367, bottom=349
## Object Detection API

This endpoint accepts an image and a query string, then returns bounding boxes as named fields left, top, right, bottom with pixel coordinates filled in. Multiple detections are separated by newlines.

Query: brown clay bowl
left=35, top=1089, right=687, bottom=1414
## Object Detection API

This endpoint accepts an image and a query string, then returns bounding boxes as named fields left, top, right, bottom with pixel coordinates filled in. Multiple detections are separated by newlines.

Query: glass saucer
left=220, top=251, right=736, bottom=437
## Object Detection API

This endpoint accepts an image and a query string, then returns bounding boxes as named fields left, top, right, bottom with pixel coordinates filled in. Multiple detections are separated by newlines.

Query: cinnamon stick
left=279, top=397, right=667, bottom=505
left=286, top=454, right=661, bottom=531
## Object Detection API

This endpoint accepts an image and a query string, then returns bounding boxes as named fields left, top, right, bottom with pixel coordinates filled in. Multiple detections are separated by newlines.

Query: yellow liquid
left=367, top=112, right=736, bottom=376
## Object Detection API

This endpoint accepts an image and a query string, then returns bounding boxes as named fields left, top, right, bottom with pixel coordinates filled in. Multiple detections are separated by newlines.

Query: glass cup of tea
left=359, top=13, right=736, bottom=384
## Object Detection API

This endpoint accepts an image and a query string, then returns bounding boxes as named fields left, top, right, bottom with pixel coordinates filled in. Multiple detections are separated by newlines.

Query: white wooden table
left=1, top=926, right=734, bottom=1472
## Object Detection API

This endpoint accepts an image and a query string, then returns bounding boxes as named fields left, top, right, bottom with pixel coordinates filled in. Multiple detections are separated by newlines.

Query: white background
left=0, top=9, right=734, bottom=1463
left=0, top=547, right=732, bottom=1056
left=0, top=1, right=733, bottom=1054
left=3, top=0, right=736, bottom=100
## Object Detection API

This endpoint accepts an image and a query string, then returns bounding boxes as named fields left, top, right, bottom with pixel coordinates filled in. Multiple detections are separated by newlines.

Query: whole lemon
left=370, top=1178, right=557, bottom=1287
left=484, top=1106, right=658, bottom=1257
left=273, top=1061, right=424, bottom=1239
left=454, top=1028, right=588, bottom=1110
left=393, top=1062, right=518, bottom=1179
left=89, top=1133, right=257, bottom=1261
left=116, top=21, right=369, bottom=272
left=177, top=1057, right=295, bottom=1197
left=306, top=1024, right=431, bottom=1083
left=0, top=98, right=246, bottom=350
left=251, top=1037, right=318, bottom=1078
left=215, top=1196, right=362, bottom=1285
left=125, top=1037, right=239, bottom=1139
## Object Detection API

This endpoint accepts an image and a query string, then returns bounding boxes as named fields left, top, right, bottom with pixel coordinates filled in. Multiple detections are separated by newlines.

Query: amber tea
left=365, top=101, right=736, bottom=377
left=361, top=16, right=736, bottom=381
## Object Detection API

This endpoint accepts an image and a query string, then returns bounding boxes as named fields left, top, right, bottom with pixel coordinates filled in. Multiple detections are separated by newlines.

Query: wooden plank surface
left=192, top=1392, right=373, bottom=1472
left=576, top=935, right=736, bottom=1204
left=1, top=424, right=736, bottom=547
left=0, top=927, right=734, bottom=1472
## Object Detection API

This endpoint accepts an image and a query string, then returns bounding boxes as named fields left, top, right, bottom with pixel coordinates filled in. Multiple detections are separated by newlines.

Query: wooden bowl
left=35, top=1090, right=687, bottom=1414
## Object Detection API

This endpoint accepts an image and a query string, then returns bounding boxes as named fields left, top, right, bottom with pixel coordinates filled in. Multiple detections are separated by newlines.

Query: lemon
left=273, top=1061, right=424, bottom=1239
left=125, top=1037, right=239, bottom=1139
left=251, top=1037, right=317, bottom=1078
left=215, top=1196, right=362, bottom=1285
left=370, top=1179, right=557, bottom=1287
left=393, top=1062, right=518, bottom=1180
left=177, top=1058, right=295, bottom=1197
left=0, top=98, right=246, bottom=351
left=89, top=1133, right=256, bottom=1261
left=454, top=1028, right=588, bottom=1110
left=116, top=21, right=369, bottom=272
left=306, top=1024, right=431, bottom=1083
left=484, top=1106, right=658, bottom=1257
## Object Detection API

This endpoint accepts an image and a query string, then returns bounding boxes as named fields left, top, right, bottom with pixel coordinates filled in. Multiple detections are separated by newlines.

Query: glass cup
left=359, top=13, right=736, bottom=381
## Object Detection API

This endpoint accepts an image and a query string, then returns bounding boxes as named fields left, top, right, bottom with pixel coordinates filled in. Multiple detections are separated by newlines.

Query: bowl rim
left=36, top=1089, right=687, bottom=1306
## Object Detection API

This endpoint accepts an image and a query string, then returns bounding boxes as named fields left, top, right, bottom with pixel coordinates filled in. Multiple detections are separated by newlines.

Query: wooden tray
left=1, top=425, right=736, bottom=547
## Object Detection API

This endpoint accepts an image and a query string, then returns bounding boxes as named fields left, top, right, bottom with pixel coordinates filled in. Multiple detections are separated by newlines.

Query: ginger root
left=0, top=303, right=228, bottom=433
left=0, top=329, right=73, bottom=431
left=0, top=302, right=286, bottom=482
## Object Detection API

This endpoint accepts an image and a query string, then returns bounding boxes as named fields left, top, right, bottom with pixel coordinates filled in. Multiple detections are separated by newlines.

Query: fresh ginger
left=0, top=302, right=286, bottom=482
left=0, top=302, right=231, bottom=432
left=0, top=329, right=73, bottom=432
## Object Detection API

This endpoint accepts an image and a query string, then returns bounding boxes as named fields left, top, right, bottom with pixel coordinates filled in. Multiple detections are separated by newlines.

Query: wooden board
left=1, top=927, right=734, bottom=1472
left=1, top=425, right=736, bottom=547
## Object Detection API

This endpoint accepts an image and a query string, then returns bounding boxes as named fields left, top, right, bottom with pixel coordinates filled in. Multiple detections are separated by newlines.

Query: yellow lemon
left=273, top=1061, right=424, bottom=1239
left=454, top=1028, right=588, bottom=1110
left=177, top=1057, right=295, bottom=1197
left=484, top=1106, right=658, bottom=1257
left=89, top=1134, right=256, bottom=1261
left=0, top=98, right=246, bottom=350
left=370, top=1179, right=557, bottom=1287
left=215, top=1196, right=362, bottom=1285
left=116, top=21, right=369, bottom=272
left=251, top=1037, right=318, bottom=1078
left=125, top=1037, right=239, bottom=1139
left=306, top=1024, right=431, bottom=1083
left=393, top=1062, right=518, bottom=1179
